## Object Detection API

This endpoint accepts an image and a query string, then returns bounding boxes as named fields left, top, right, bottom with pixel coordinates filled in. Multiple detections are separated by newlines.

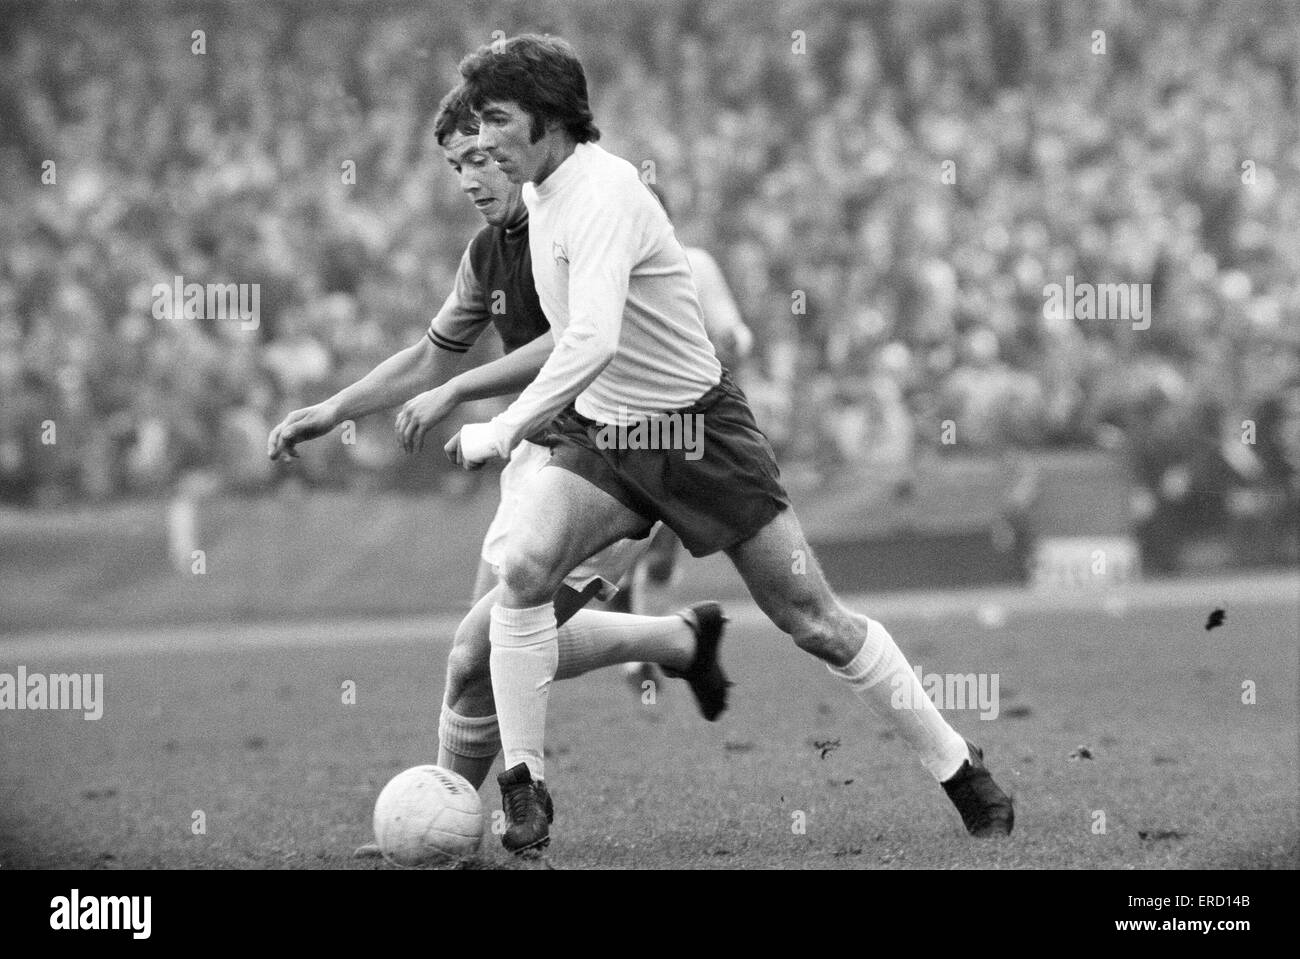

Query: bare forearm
left=448, top=333, right=554, bottom=403
left=327, top=338, right=459, bottom=421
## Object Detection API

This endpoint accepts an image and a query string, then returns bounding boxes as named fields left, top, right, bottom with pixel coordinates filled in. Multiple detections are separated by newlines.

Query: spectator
left=0, top=0, right=1295, bottom=499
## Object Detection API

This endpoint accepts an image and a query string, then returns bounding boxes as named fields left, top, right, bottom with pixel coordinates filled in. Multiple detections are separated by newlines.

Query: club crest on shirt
left=552, top=241, right=569, bottom=264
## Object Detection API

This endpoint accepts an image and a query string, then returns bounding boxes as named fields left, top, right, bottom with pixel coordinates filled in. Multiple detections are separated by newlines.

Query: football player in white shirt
left=268, top=86, right=733, bottom=832
left=447, top=35, right=1013, bottom=855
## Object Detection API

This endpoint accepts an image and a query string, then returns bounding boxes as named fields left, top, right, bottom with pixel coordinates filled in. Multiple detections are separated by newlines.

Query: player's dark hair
left=457, top=34, right=600, bottom=144
left=434, top=84, right=479, bottom=146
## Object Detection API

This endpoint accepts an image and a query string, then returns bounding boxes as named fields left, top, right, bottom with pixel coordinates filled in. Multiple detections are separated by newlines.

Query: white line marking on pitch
left=1, top=572, right=1295, bottom=662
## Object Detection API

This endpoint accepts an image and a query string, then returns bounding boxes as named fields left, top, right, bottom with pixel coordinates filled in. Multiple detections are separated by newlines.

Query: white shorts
left=481, top=440, right=659, bottom=592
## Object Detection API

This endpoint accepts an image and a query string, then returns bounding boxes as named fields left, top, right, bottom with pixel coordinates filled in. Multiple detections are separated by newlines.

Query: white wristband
left=459, top=422, right=502, bottom=464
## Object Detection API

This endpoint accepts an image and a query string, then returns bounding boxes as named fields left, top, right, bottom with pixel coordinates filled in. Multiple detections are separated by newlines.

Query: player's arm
left=268, top=245, right=490, bottom=461
left=267, top=337, right=459, bottom=461
left=396, top=331, right=555, bottom=453
left=450, top=195, right=642, bottom=465
left=687, top=247, right=753, bottom=363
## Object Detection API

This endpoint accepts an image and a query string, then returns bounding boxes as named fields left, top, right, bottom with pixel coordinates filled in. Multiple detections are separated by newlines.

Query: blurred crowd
left=1, top=0, right=1297, bottom=522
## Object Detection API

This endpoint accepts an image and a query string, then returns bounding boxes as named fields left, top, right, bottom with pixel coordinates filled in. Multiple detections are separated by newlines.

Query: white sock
left=489, top=602, right=559, bottom=781
left=828, top=618, right=969, bottom=782
left=437, top=706, right=500, bottom=789
left=554, top=609, right=693, bottom=679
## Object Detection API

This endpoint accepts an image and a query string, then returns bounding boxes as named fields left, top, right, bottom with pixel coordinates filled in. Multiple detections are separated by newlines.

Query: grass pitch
left=1, top=575, right=1296, bottom=869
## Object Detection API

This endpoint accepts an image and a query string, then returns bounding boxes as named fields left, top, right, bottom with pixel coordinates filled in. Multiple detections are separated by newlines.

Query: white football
left=373, top=765, right=484, bottom=866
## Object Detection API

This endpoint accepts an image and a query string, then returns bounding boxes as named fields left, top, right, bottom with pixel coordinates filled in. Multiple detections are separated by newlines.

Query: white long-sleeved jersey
left=480, top=142, right=722, bottom=458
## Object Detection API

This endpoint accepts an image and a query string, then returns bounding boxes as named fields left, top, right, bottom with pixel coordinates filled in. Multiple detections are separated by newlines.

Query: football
left=372, top=765, right=484, bottom=866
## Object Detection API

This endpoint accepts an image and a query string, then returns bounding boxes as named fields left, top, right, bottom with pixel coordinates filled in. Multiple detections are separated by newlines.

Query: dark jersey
left=426, top=220, right=549, bottom=357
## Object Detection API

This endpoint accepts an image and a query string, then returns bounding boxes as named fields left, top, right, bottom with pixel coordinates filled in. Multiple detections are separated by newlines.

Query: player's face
left=442, top=131, right=524, bottom=228
left=474, top=99, right=562, bottom=185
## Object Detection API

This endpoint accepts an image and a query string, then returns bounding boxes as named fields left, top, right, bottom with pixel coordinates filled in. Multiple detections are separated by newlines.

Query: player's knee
left=498, top=541, right=563, bottom=603
left=445, top=633, right=490, bottom=700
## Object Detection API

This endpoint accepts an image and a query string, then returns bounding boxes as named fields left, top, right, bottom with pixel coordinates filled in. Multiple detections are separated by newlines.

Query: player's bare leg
left=436, top=563, right=500, bottom=787
left=725, top=506, right=1013, bottom=837
left=621, top=525, right=682, bottom=692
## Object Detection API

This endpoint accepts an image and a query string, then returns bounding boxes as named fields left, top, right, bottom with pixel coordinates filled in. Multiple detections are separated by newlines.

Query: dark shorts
left=542, top=370, right=790, bottom=557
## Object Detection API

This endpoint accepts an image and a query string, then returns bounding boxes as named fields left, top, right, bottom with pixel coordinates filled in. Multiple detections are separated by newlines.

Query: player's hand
left=395, top=386, right=458, bottom=454
left=442, top=430, right=482, bottom=470
left=715, top=324, right=754, bottom=366
left=268, top=402, right=339, bottom=461
left=444, top=423, right=499, bottom=470
left=731, top=323, right=755, bottom=360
